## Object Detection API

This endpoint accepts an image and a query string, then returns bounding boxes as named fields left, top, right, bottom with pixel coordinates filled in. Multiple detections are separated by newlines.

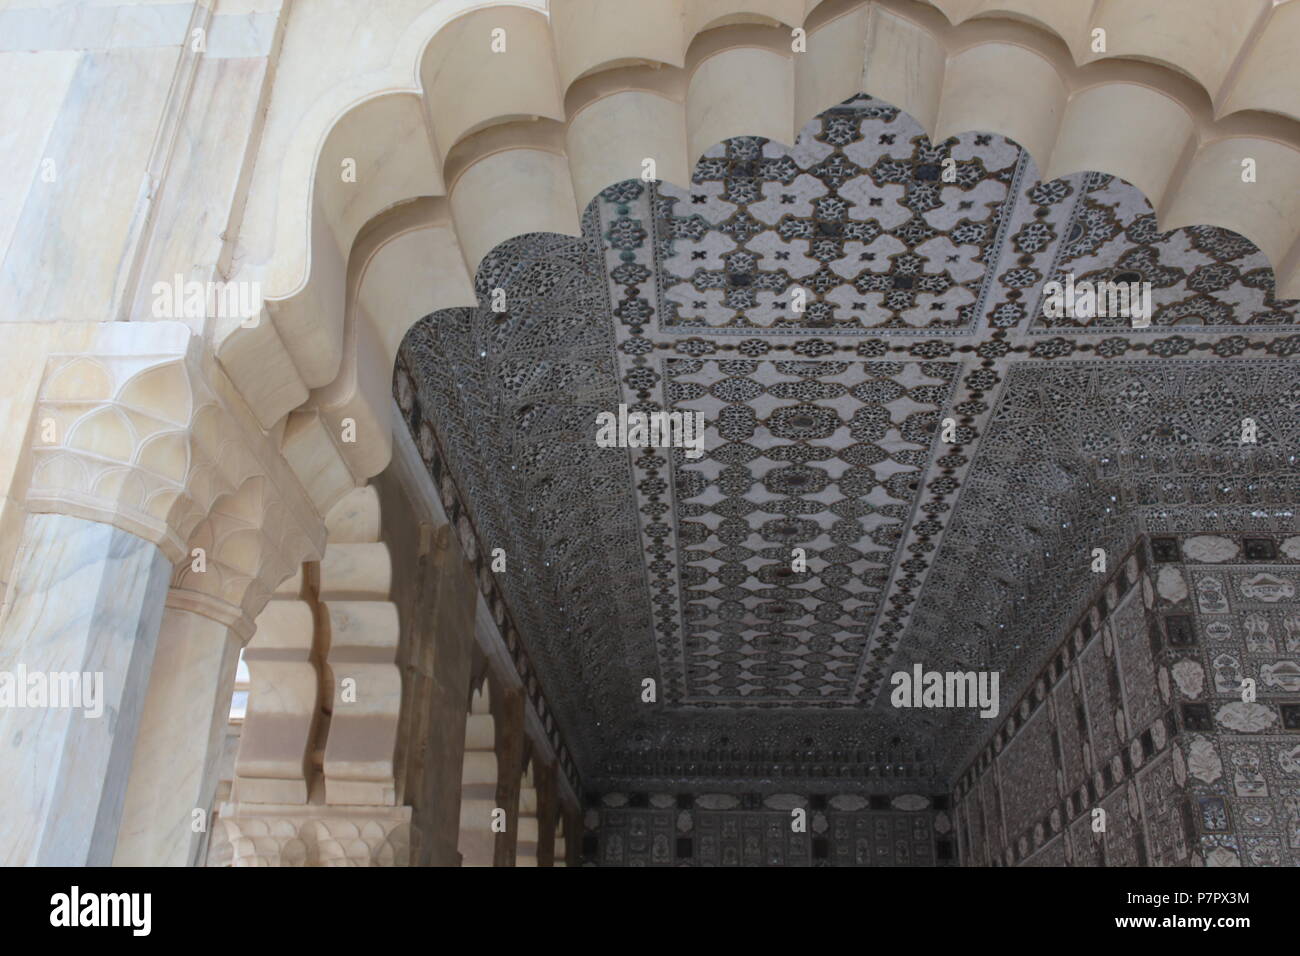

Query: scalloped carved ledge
left=219, top=0, right=1300, bottom=477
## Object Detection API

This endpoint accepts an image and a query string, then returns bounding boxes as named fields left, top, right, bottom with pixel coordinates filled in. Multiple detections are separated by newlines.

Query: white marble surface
left=0, top=2, right=191, bottom=53
left=0, top=47, right=175, bottom=321
left=114, top=605, right=240, bottom=866
left=0, top=513, right=169, bottom=865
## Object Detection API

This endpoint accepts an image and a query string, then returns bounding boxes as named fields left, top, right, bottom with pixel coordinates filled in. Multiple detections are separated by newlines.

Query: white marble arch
left=216, top=0, right=1300, bottom=527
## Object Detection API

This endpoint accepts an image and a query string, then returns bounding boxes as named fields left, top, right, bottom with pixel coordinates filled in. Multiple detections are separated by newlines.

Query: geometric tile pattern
left=1156, top=535, right=1300, bottom=867
left=953, top=531, right=1300, bottom=867
left=953, top=539, right=1176, bottom=866
left=395, top=93, right=1300, bottom=794
left=656, top=97, right=1022, bottom=334
left=666, top=357, right=957, bottom=702
left=1029, top=174, right=1299, bottom=333
left=911, top=361, right=1300, bottom=768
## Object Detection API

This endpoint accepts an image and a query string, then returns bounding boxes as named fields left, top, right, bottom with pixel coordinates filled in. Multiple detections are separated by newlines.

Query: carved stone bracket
left=21, top=327, right=325, bottom=635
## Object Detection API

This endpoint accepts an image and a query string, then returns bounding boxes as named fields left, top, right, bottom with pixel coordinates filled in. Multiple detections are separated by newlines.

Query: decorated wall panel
left=955, top=531, right=1300, bottom=867
left=583, top=790, right=953, bottom=867
left=954, top=538, right=1178, bottom=866
left=1151, top=532, right=1300, bottom=867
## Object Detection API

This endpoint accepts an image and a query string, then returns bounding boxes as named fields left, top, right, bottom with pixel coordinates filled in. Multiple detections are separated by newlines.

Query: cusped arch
left=220, top=0, right=1300, bottom=512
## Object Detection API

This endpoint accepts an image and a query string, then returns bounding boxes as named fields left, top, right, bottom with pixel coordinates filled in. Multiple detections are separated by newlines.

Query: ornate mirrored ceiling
left=394, top=95, right=1300, bottom=792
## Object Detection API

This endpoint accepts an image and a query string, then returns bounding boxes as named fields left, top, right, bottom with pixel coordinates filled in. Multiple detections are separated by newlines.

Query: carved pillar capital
left=21, top=325, right=325, bottom=631
left=166, top=464, right=319, bottom=641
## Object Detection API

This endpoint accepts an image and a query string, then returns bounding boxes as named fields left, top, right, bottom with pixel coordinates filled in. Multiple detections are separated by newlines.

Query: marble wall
left=0, top=513, right=172, bottom=865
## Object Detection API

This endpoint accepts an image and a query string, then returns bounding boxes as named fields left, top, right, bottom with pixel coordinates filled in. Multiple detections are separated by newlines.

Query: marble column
left=0, top=513, right=171, bottom=866
left=1, top=333, right=324, bottom=867
left=459, top=682, right=498, bottom=867
left=515, top=766, right=540, bottom=866
left=554, top=818, right=568, bottom=868
left=493, top=686, right=526, bottom=867
left=113, top=604, right=243, bottom=866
